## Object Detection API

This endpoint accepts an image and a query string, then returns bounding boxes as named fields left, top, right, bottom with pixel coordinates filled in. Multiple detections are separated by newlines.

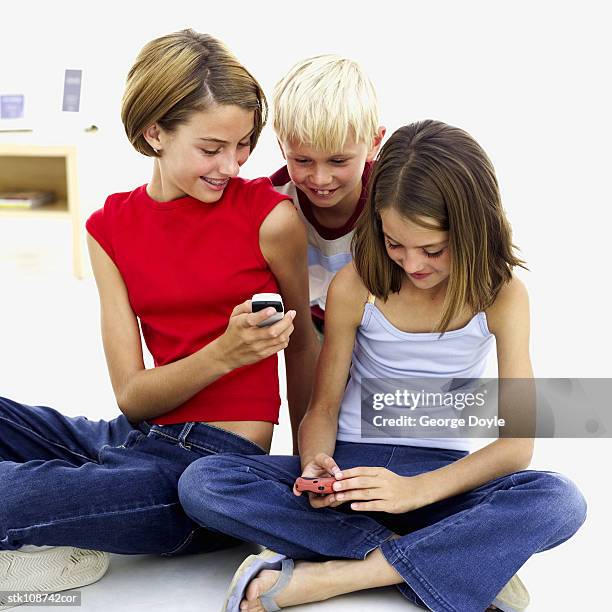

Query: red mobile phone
left=294, top=476, right=336, bottom=495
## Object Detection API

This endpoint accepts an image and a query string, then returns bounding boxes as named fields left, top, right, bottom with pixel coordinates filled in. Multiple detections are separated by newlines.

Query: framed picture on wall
left=0, top=93, right=34, bottom=132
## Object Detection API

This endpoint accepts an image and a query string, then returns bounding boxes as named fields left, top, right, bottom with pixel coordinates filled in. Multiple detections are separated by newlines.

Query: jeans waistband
left=138, top=420, right=267, bottom=456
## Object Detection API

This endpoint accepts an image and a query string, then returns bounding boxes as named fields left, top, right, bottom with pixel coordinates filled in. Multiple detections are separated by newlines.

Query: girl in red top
left=0, top=29, right=319, bottom=606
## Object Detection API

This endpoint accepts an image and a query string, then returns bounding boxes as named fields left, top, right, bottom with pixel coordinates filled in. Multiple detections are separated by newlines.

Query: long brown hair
left=352, top=120, right=526, bottom=333
left=122, top=29, right=267, bottom=157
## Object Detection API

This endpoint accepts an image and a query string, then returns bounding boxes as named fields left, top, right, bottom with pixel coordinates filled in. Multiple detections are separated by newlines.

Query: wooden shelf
left=0, top=145, right=83, bottom=277
left=0, top=200, right=69, bottom=217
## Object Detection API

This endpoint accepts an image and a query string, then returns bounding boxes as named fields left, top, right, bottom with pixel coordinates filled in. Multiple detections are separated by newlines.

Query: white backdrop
left=1, top=3, right=610, bottom=608
left=3, top=0, right=610, bottom=376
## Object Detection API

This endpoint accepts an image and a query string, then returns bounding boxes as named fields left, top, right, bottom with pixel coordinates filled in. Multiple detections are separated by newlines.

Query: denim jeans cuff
left=353, top=523, right=396, bottom=559
left=380, top=539, right=454, bottom=612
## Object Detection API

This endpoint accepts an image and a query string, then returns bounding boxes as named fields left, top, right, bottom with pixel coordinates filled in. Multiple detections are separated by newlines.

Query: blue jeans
left=178, top=441, right=587, bottom=611
left=0, top=396, right=266, bottom=555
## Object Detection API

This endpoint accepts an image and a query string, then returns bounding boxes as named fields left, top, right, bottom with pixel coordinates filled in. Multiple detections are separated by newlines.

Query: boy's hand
left=331, top=466, right=430, bottom=514
left=294, top=453, right=343, bottom=509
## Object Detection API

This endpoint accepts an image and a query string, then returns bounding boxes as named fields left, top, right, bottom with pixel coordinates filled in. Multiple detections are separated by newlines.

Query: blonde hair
left=352, top=120, right=527, bottom=334
left=122, top=29, right=267, bottom=157
left=273, top=55, right=379, bottom=152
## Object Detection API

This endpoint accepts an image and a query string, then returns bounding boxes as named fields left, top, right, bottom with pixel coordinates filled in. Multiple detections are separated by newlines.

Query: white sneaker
left=0, top=546, right=109, bottom=610
left=491, top=573, right=530, bottom=612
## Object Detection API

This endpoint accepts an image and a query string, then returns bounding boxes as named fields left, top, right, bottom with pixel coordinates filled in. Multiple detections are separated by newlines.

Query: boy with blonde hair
left=270, top=55, right=385, bottom=335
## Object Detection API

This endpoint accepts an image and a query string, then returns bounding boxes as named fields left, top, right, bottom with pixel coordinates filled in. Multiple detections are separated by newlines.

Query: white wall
left=1, top=0, right=610, bottom=377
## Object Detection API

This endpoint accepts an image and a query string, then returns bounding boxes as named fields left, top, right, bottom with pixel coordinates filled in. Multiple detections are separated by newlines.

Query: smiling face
left=379, top=207, right=451, bottom=291
left=281, top=132, right=380, bottom=214
left=144, top=104, right=254, bottom=203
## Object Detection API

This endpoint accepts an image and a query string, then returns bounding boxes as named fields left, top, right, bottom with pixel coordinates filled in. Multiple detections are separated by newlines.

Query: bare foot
left=239, top=544, right=405, bottom=611
left=240, top=561, right=334, bottom=611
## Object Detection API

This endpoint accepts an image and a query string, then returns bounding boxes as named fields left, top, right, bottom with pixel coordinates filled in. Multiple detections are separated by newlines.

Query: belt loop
left=178, top=422, right=195, bottom=449
left=139, top=420, right=152, bottom=434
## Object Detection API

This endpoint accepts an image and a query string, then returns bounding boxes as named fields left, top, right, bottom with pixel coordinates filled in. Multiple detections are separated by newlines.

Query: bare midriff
left=205, top=420, right=274, bottom=453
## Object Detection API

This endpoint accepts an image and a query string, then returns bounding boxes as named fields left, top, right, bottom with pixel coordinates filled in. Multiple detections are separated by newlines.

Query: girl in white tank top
left=191, top=121, right=585, bottom=612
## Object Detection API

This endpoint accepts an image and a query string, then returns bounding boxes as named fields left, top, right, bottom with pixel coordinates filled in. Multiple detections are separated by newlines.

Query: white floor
left=0, top=245, right=606, bottom=611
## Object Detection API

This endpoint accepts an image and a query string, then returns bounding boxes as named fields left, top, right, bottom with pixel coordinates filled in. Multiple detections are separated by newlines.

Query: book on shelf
left=0, top=190, right=56, bottom=209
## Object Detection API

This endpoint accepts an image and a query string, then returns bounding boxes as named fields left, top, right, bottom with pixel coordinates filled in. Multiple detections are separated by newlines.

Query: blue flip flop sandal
left=222, top=549, right=294, bottom=612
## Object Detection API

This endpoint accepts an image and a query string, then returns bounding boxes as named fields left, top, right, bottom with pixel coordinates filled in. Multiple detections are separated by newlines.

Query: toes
left=243, top=572, right=277, bottom=612
left=239, top=599, right=262, bottom=612
left=245, top=574, right=266, bottom=601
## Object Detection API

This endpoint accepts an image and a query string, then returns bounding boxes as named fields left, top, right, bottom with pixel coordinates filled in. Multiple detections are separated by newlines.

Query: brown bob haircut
left=121, top=29, right=267, bottom=157
left=352, top=120, right=526, bottom=334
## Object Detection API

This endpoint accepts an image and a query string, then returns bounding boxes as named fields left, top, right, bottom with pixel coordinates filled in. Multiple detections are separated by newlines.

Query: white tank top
left=337, top=295, right=495, bottom=452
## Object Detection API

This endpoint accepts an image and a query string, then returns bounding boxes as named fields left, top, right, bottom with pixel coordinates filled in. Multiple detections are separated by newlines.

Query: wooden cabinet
left=0, top=144, right=83, bottom=277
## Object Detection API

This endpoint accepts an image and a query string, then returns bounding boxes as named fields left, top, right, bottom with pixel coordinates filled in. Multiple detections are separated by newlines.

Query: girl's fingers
left=245, top=307, right=280, bottom=328
left=335, top=487, right=374, bottom=502
left=314, top=453, right=341, bottom=476
left=309, top=493, right=337, bottom=508
left=231, top=300, right=252, bottom=317
left=350, top=500, right=385, bottom=512
left=332, top=476, right=376, bottom=492
left=337, top=467, right=379, bottom=479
